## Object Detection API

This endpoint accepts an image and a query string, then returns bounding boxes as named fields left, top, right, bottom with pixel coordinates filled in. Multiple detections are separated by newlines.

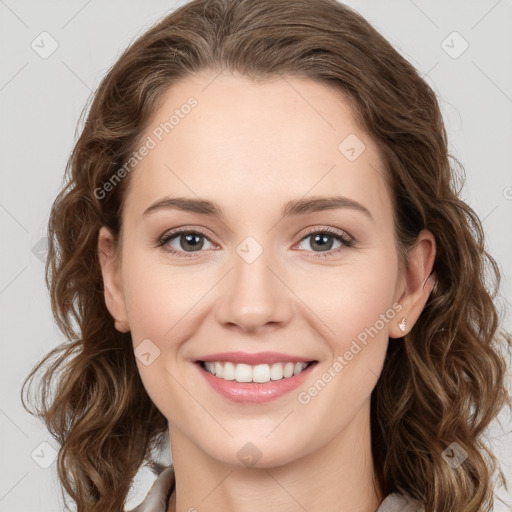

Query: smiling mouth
left=196, top=360, right=318, bottom=384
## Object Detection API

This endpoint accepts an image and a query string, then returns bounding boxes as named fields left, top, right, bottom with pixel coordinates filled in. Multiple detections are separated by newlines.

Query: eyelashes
left=155, top=225, right=354, bottom=259
left=157, top=227, right=215, bottom=256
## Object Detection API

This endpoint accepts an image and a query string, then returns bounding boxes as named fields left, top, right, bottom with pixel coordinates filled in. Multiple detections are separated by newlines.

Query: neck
left=166, top=400, right=384, bottom=512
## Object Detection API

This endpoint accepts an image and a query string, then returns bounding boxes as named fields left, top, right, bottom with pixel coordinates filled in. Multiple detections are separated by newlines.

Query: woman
left=21, top=1, right=511, bottom=511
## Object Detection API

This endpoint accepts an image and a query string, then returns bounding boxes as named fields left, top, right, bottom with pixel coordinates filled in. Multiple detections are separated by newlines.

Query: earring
left=398, top=317, right=406, bottom=333
left=425, top=273, right=437, bottom=294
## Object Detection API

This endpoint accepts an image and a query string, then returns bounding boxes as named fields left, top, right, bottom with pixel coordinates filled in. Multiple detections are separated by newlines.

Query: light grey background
left=0, top=1, right=511, bottom=510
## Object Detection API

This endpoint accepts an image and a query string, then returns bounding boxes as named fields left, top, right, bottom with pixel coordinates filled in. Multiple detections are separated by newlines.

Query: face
left=98, top=70, right=435, bottom=469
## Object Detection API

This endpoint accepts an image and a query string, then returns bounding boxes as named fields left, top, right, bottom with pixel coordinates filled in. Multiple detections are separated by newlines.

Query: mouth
left=195, top=359, right=318, bottom=384
left=194, top=359, right=319, bottom=403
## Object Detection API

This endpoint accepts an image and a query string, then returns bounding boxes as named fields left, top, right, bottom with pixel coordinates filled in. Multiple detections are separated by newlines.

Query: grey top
left=127, top=465, right=424, bottom=512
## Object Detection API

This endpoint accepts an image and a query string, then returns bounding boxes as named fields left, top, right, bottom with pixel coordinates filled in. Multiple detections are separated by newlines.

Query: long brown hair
left=21, top=1, right=511, bottom=510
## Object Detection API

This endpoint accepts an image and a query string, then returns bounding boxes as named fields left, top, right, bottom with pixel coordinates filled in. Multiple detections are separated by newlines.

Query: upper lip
left=194, top=351, right=316, bottom=365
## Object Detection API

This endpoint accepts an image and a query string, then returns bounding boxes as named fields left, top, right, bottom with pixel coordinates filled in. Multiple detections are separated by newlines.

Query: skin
left=98, top=71, right=436, bottom=512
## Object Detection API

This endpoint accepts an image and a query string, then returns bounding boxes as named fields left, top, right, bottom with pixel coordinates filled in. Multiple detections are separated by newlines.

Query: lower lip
left=195, top=362, right=317, bottom=403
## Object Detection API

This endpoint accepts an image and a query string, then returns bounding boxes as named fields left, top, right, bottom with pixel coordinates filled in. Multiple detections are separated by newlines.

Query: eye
left=157, top=227, right=216, bottom=257
left=155, top=226, right=354, bottom=259
left=295, top=227, right=353, bottom=258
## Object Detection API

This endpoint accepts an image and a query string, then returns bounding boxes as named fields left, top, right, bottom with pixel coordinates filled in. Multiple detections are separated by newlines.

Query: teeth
left=202, top=361, right=309, bottom=383
left=222, top=361, right=236, bottom=380
left=235, top=363, right=253, bottom=382
left=214, top=362, right=223, bottom=378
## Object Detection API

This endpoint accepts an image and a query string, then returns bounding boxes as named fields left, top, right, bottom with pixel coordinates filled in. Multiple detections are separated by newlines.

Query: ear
left=389, top=229, right=437, bottom=339
left=97, top=226, right=130, bottom=333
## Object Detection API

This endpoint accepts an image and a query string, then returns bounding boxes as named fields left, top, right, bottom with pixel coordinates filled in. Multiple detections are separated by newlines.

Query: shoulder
left=126, top=467, right=424, bottom=512
left=377, top=492, right=424, bottom=512
left=126, top=465, right=175, bottom=512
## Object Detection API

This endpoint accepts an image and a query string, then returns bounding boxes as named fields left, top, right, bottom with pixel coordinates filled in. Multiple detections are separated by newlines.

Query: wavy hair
left=21, top=0, right=511, bottom=511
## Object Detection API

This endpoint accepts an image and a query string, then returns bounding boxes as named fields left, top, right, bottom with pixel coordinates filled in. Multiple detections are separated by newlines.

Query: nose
left=214, top=240, right=293, bottom=334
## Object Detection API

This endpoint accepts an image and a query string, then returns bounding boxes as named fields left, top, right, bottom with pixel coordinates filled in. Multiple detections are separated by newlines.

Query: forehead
left=123, top=71, right=392, bottom=224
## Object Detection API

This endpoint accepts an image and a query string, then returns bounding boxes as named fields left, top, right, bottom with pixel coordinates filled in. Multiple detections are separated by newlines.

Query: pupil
left=182, top=233, right=203, bottom=251
left=178, top=233, right=335, bottom=253
left=312, top=233, right=333, bottom=252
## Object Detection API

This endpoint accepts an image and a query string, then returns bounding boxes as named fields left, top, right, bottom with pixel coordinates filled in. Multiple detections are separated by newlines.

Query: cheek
left=121, top=250, right=204, bottom=341
left=340, top=272, right=397, bottom=340
left=293, top=259, right=399, bottom=424
left=120, top=251, right=199, bottom=415
left=298, top=253, right=399, bottom=349
left=122, top=239, right=400, bottom=348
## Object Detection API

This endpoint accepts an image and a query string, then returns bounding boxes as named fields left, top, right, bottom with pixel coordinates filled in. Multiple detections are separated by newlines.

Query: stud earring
left=398, top=317, right=406, bottom=333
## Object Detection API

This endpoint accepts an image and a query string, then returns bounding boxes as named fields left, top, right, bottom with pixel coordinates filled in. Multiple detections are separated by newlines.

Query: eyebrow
left=143, top=195, right=373, bottom=220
